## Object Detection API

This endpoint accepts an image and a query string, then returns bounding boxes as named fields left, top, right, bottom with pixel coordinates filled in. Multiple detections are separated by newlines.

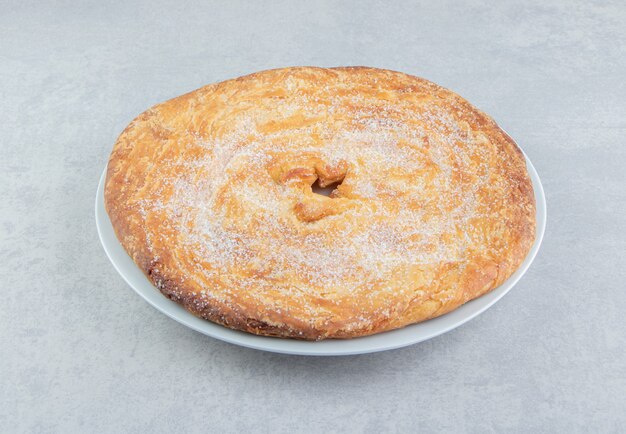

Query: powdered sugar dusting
left=135, top=69, right=517, bottom=326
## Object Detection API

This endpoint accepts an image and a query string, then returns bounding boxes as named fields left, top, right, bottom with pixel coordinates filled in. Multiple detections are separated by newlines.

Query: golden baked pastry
left=105, top=67, right=535, bottom=340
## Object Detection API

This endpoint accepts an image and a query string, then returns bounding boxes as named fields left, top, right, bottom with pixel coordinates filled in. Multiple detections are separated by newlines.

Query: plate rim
left=95, top=152, right=546, bottom=356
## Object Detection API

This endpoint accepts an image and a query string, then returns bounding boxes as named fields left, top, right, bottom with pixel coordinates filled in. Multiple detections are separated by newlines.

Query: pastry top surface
left=105, top=66, right=536, bottom=340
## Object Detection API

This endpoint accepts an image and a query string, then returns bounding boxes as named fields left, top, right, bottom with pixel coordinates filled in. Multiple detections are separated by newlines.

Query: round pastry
left=105, top=66, right=536, bottom=340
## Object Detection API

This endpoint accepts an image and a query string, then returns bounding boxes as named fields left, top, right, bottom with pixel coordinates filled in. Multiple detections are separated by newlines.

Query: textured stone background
left=2, top=1, right=625, bottom=432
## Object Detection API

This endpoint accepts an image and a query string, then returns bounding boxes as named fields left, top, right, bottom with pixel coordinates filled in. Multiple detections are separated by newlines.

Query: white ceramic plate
left=96, top=152, right=546, bottom=356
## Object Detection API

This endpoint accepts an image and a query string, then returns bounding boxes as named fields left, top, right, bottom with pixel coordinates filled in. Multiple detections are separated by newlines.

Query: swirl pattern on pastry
left=105, top=67, right=536, bottom=340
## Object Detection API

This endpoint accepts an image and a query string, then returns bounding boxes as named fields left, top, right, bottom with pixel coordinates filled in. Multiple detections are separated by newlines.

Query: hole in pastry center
left=311, top=178, right=342, bottom=197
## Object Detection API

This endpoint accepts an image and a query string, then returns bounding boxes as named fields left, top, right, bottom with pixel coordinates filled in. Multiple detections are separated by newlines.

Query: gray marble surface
left=2, top=1, right=625, bottom=432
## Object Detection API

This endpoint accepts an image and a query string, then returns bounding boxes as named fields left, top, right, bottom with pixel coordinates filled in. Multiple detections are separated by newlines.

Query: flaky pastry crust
left=105, top=67, right=536, bottom=340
